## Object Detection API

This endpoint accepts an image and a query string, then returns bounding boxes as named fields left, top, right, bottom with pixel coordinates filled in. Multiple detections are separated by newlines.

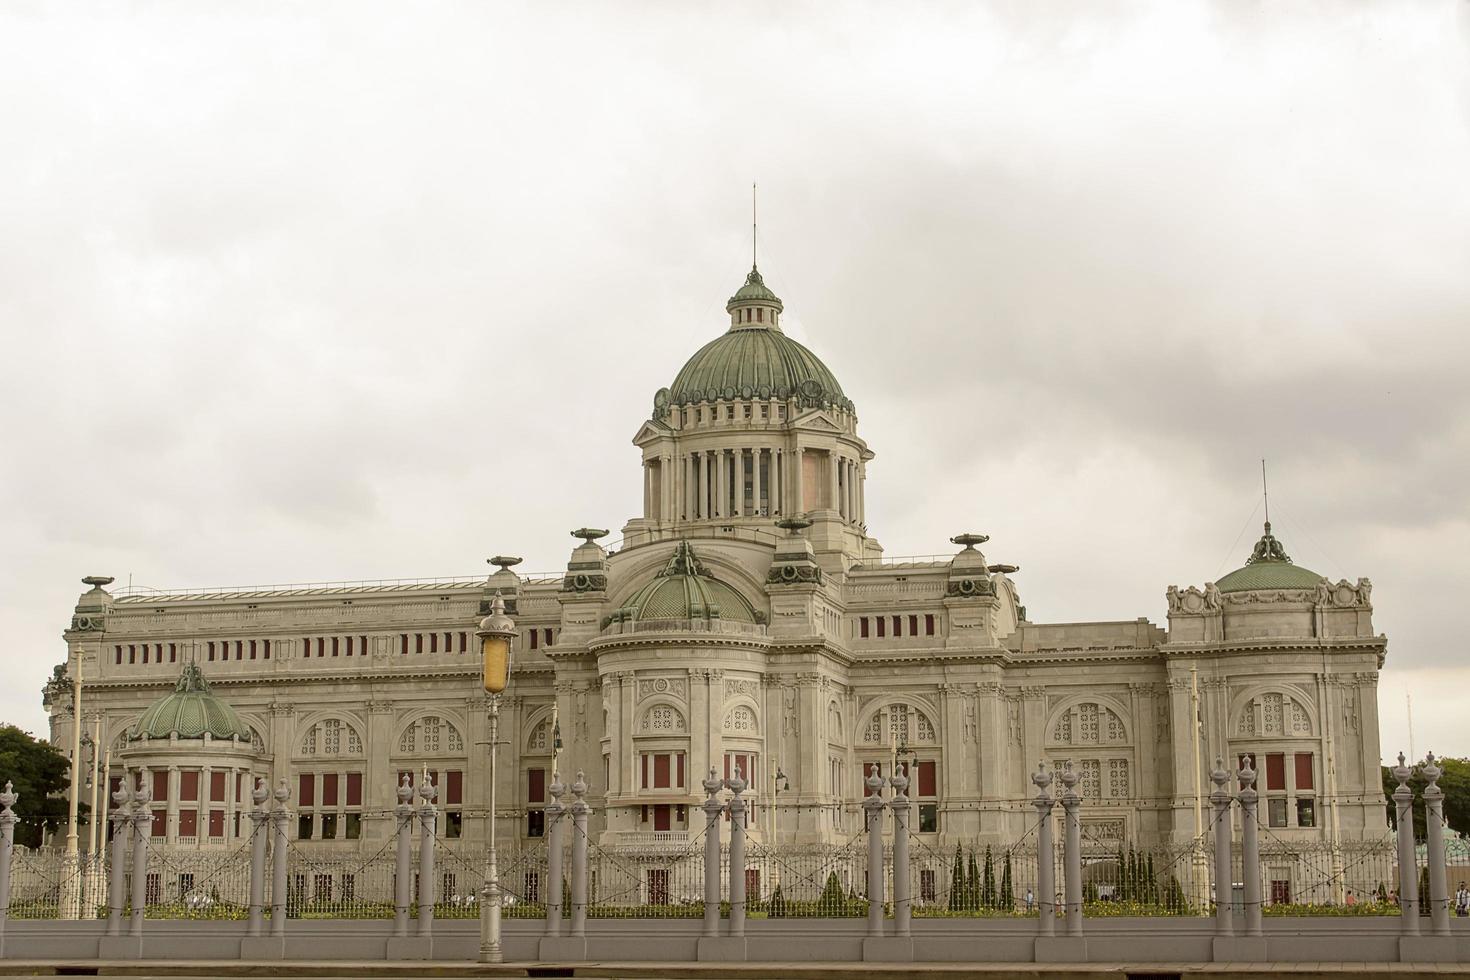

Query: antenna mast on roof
left=752, top=182, right=758, bottom=268
left=1261, top=458, right=1270, bottom=525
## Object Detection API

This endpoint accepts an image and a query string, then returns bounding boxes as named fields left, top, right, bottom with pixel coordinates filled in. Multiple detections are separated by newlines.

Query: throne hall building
left=49, top=264, right=1389, bottom=854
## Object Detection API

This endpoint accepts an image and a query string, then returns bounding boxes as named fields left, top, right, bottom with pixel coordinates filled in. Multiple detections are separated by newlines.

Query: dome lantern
left=130, top=662, right=252, bottom=742
left=1215, top=521, right=1325, bottom=593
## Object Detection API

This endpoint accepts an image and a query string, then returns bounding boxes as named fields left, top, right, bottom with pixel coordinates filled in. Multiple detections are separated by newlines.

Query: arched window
left=1051, top=702, right=1128, bottom=746
left=724, top=705, right=757, bottom=732
left=1235, top=691, right=1313, bottom=738
left=860, top=703, right=938, bottom=745
left=299, top=718, right=363, bottom=756
left=640, top=704, right=687, bottom=733
left=398, top=715, right=464, bottom=754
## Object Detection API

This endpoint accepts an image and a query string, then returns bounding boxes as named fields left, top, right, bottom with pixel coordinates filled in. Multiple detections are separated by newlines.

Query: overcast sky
left=2, top=2, right=1467, bottom=764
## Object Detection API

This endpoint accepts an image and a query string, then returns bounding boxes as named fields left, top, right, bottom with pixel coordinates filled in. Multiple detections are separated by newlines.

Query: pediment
left=631, top=420, right=672, bottom=446
left=790, top=410, right=842, bottom=433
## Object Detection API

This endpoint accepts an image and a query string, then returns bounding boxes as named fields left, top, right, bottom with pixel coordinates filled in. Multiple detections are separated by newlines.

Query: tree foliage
left=0, top=724, right=77, bottom=848
left=1381, top=756, right=1470, bottom=838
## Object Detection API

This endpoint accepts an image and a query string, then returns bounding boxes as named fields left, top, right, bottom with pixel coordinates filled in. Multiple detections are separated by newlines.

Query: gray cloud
left=1, top=2, right=1466, bottom=762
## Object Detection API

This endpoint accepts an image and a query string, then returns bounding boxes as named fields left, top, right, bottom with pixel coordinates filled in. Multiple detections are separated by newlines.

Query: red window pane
left=208, top=810, right=225, bottom=838
left=677, top=753, right=685, bottom=789
left=178, top=809, right=198, bottom=837
left=1265, top=753, right=1286, bottom=791
left=322, top=773, right=339, bottom=807
left=210, top=771, right=225, bottom=802
left=892, top=615, right=901, bottom=636
left=917, top=760, right=937, bottom=797
left=400, top=634, right=409, bottom=655
left=152, top=771, right=169, bottom=802
left=528, top=768, right=546, bottom=804
left=1294, top=753, right=1314, bottom=791
left=876, top=618, right=885, bottom=638
left=151, top=810, right=165, bottom=837
left=909, top=614, right=918, bottom=636
left=925, top=614, right=935, bottom=635
left=263, top=639, right=271, bottom=659
left=180, top=771, right=199, bottom=801
left=447, top=770, right=463, bottom=806
left=654, top=754, right=671, bottom=789
left=298, top=774, right=315, bottom=807
left=859, top=618, right=869, bottom=639
left=346, top=773, right=363, bottom=806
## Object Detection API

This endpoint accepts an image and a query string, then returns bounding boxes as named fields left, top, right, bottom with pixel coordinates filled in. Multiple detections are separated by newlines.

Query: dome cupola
left=130, top=662, right=252, bottom=742
left=1215, top=522, right=1324, bottom=593
left=610, top=540, right=758, bottom=626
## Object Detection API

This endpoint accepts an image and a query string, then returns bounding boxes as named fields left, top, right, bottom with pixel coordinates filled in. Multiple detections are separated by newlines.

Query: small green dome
left=669, top=268, right=851, bottom=411
left=131, top=663, right=252, bottom=742
left=1215, top=522, right=1324, bottom=593
left=614, top=541, right=757, bottom=624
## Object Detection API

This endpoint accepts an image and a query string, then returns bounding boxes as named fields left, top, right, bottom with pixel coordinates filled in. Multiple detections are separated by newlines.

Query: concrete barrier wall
left=2, top=916, right=1466, bottom=964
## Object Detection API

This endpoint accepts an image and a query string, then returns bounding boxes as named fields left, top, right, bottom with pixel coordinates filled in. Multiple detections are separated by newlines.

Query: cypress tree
left=1126, top=849, right=1139, bottom=903
left=1000, top=851, right=1014, bottom=910
left=966, top=849, right=980, bottom=911
left=1145, top=853, right=1157, bottom=905
left=981, top=845, right=997, bottom=909
left=948, top=843, right=964, bottom=912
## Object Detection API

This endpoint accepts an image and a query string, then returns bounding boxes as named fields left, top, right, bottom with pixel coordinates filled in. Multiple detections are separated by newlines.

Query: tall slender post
left=545, top=772, right=566, bottom=939
left=727, top=766, right=748, bottom=938
left=1189, top=666, right=1209, bottom=909
left=1032, top=763, right=1056, bottom=938
left=863, top=764, right=886, bottom=938
left=569, top=771, right=590, bottom=938
left=1209, top=760, right=1234, bottom=938
left=1422, top=753, right=1451, bottom=937
left=701, top=769, right=724, bottom=938
left=0, top=782, right=18, bottom=947
left=246, top=778, right=269, bottom=937
left=269, top=777, right=291, bottom=939
left=480, top=698, right=503, bottom=961
left=890, top=762, right=911, bottom=937
left=394, top=775, right=414, bottom=938
left=128, top=771, right=152, bottom=938
left=82, top=718, right=101, bottom=920
left=106, top=779, right=130, bottom=937
left=61, top=652, right=83, bottom=920
left=1237, top=755, right=1262, bottom=937
left=1058, top=762, right=1083, bottom=937
left=417, top=770, right=436, bottom=938
left=1391, top=753, right=1419, bottom=935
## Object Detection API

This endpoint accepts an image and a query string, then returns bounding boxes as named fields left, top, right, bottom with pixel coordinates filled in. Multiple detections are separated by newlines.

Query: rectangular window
left=1268, top=797, right=1288, bottom=828
left=908, top=614, right=918, bottom=636
left=263, top=639, right=271, bottom=659
left=345, top=636, right=353, bottom=657
left=236, top=640, right=243, bottom=660
left=528, top=768, right=546, bottom=804
left=1294, top=753, right=1314, bottom=791
left=152, top=770, right=169, bottom=802
left=892, top=615, right=901, bottom=637
left=654, top=753, right=671, bottom=789
left=876, top=618, right=886, bottom=638
left=345, top=813, right=361, bottom=839
left=859, top=617, right=869, bottom=639
left=1265, top=753, right=1286, bottom=791
left=169, top=643, right=177, bottom=662
left=677, top=753, right=685, bottom=788
left=248, top=639, right=256, bottom=660
left=208, top=809, right=224, bottom=838
left=210, top=771, right=225, bottom=802
left=115, top=646, right=122, bottom=665
left=1296, top=798, right=1315, bottom=827
left=332, top=636, right=339, bottom=657
left=298, top=774, right=315, bottom=807
left=360, top=636, right=368, bottom=656
left=429, top=633, right=437, bottom=653
left=643, top=754, right=650, bottom=789
left=180, top=770, right=199, bottom=801
left=918, top=803, right=939, bottom=833
left=302, top=637, right=310, bottom=658
left=178, top=809, right=198, bottom=837
left=316, top=637, right=324, bottom=658
left=400, top=634, right=409, bottom=655
left=129, top=645, right=137, bottom=664
left=458, top=632, right=467, bottom=653
left=298, top=814, right=313, bottom=840
left=447, top=770, right=463, bottom=805
left=150, top=809, right=166, bottom=838
left=141, top=646, right=149, bottom=664
left=321, top=813, right=338, bottom=840
left=527, top=810, right=545, bottom=838
left=416, top=634, right=424, bottom=654
left=530, top=630, right=538, bottom=650
left=917, top=760, right=937, bottom=797
left=445, top=811, right=462, bottom=838
left=544, top=628, right=554, bottom=646
left=925, top=614, right=935, bottom=635
left=322, top=773, right=339, bottom=807
left=346, top=772, right=363, bottom=807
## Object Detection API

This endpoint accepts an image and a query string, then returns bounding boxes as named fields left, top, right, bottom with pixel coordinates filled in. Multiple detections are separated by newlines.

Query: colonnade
left=642, top=447, right=865, bottom=526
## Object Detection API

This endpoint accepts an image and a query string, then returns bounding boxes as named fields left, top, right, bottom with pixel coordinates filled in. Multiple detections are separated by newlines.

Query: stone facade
left=47, top=264, right=1389, bottom=854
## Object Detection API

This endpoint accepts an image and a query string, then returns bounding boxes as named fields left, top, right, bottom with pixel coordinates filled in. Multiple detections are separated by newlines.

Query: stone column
left=106, top=781, right=130, bottom=937
left=732, top=450, right=743, bottom=517
left=570, top=772, right=590, bottom=938
left=701, top=769, right=723, bottom=938
left=828, top=451, right=839, bottom=512
left=754, top=449, right=765, bottom=516
left=863, top=765, right=885, bottom=939
left=545, top=774, right=565, bottom=938
left=1422, top=753, right=1451, bottom=937
left=1390, top=753, right=1419, bottom=934
left=1058, top=763, right=1082, bottom=938
left=166, top=765, right=180, bottom=844
left=0, top=781, right=17, bottom=946
left=393, top=775, right=414, bottom=937
left=269, top=778, right=291, bottom=939
left=1032, top=764, right=1055, bottom=938
left=417, top=773, right=437, bottom=938
left=1209, top=761, right=1233, bottom=938
left=1237, top=756, right=1262, bottom=937
left=715, top=450, right=725, bottom=518
left=793, top=447, right=805, bottom=514
left=247, top=778, right=269, bottom=937
left=890, top=763, right=911, bottom=937
left=727, top=766, right=748, bottom=938
left=129, top=772, right=152, bottom=938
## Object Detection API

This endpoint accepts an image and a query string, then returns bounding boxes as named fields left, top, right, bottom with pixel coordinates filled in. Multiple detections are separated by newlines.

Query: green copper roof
left=130, top=663, right=253, bottom=742
left=615, top=541, right=757, bottom=624
left=1215, top=522, right=1323, bottom=593
left=726, top=266, right=784, bottom=312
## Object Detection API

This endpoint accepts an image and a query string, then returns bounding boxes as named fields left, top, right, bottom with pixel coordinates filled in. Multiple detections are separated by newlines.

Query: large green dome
left=1215, top=522, right=1324, bottom=593
left=612, top=541, right=757, bottom=625
left=131, top=663, right=253, bottom=742
left=665, top=267, right=852, bottom=412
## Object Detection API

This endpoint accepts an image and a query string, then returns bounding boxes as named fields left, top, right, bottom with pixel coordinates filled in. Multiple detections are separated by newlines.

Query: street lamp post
left=770, top=765, right=788, bottom=890
left=476, top=592, right=517, bottom=964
